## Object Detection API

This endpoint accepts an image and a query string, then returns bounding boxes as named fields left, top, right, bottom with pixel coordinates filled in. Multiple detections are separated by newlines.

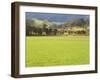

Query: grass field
left=26, top=36, right=89, bottom=67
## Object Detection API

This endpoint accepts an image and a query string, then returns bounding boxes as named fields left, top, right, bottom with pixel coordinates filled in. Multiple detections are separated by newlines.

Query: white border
left=19, top=6, right=95, bottom=74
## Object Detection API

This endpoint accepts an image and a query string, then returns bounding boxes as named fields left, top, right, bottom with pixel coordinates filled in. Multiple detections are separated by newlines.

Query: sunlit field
left=26, top=36, right=89, bottom=67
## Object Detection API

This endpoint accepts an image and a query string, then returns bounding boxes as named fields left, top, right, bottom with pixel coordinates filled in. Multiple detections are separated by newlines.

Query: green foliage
left=26, top=18, right=89, bottom=36
left=63, top=18, right=89, bottom=27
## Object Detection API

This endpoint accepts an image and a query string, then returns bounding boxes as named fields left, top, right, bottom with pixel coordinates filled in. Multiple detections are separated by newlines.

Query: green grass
left=26, top=36, right=89, bottom=67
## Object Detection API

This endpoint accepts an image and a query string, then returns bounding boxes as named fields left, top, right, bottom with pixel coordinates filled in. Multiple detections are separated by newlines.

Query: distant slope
left=26, top=12, right=89, bottom=23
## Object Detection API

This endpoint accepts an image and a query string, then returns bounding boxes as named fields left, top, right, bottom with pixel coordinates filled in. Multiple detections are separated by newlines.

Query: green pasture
left=26, top=36, right=89, bottom=67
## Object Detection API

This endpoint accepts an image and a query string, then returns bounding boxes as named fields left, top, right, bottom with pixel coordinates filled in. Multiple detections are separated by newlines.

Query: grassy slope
left=26, top=36, right=89, bottom=67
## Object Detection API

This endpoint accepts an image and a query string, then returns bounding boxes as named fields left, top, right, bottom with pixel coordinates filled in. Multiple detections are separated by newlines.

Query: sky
left=26, top=12, right=89, bottom=23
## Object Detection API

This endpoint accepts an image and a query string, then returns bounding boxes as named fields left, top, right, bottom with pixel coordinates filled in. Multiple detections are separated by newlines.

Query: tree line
left=26, top=18, right=89, bottom=36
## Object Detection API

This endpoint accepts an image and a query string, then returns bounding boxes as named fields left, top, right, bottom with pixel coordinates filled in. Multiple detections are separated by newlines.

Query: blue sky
left=26, top=12, right=89, bottom=23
